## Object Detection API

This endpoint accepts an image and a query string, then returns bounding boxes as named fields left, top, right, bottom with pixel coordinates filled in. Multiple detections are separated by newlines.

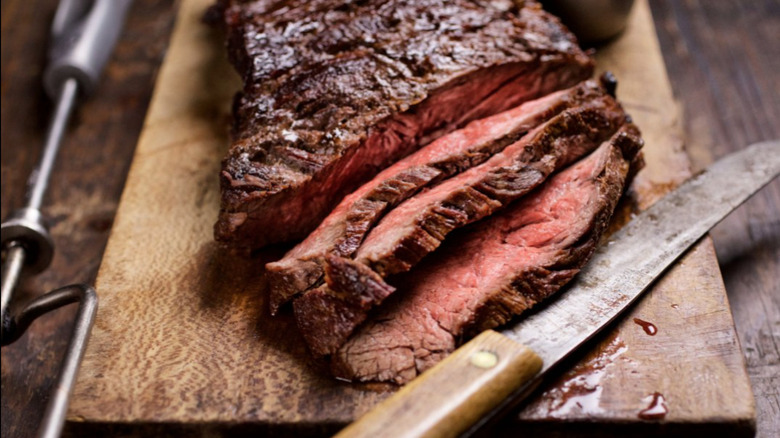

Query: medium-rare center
left=333, top=124, right=643, bottom=383
left=293, top=76, right=628, bottom=356
left=211, top=0, right=594, bottom=252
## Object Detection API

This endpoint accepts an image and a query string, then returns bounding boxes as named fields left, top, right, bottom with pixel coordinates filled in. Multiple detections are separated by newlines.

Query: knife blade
left=336, top=140, right=779, bottom=438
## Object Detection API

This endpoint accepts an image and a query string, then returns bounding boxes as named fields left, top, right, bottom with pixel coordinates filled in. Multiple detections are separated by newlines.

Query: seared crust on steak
left=213, top=0, right=594, bottom=251
left=293, top=256, right=396, bottom=357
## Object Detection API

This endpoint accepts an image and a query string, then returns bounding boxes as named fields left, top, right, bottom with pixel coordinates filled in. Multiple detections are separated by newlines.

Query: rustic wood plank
left=60, top=0, right=755, bottom=436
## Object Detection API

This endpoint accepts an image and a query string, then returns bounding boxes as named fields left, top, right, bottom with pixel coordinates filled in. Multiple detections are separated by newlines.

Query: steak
left=293, top=88, right=628, bottom=356
left=354, top=94, right=626, bottom=276
left=213, top=0, right=594, bottom=251
left=331, top=124, right=644, bottom=383
left=266, top=80, right=612, bottom=314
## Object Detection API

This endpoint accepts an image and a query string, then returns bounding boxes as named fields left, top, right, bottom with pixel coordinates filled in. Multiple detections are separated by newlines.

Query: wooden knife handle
left=335, top=330, right=543, bottom=438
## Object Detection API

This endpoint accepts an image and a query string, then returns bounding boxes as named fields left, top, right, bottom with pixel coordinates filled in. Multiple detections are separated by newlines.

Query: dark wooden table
left=1, top=1, right=777, bottom=437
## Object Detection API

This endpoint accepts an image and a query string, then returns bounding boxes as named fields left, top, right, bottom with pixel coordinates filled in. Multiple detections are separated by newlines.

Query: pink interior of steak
left=292, top=90, right=627, bottom=357
left=355, top=96, right=625, bottom=277
left=218, top=61, right=591, bottom=251
left=265, top=82, right=608, bottom=313
left=292, top=103, right=628, bottom=357
left=332, top=126, right=641, bottom=383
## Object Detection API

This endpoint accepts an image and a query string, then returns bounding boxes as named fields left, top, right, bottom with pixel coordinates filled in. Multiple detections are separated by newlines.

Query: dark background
left=2, top=0, right=778, bottom=436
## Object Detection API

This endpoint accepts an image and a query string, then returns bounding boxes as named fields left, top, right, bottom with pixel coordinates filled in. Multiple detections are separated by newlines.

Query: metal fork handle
left=45, top=0, right=134, bottom=98
left=1, top=284, right=97, bottom=438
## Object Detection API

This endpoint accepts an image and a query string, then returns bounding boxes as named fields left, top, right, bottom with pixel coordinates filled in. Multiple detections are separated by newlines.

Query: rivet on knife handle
left=335, top=330, right=542, bottom=438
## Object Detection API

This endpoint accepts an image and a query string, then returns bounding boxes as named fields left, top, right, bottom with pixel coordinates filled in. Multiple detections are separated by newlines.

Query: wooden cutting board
left=65, top=0, right=755, bottom=436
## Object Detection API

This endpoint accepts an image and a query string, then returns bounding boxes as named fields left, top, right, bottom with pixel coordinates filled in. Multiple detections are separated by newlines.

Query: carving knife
left=336, top=140, right=779, bottom=438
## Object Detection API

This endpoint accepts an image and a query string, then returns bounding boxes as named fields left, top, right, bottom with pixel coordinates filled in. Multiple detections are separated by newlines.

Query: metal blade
left=502, top=140, right=779, bottom=374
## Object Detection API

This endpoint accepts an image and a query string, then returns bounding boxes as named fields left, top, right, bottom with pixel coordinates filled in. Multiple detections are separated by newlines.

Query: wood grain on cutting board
left=66, top=0, right=755, bottom=436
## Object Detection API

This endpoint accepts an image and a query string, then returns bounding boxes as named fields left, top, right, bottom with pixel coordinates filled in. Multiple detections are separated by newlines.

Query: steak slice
left=266, top=80, right=612, bottom=314
left=354, top=94, right=626, bottom=277
left=332, top=124, right=644, bottom=383
left=293, top=94, right=628, bottom=356
left=214, top=0, right=594, bottom=251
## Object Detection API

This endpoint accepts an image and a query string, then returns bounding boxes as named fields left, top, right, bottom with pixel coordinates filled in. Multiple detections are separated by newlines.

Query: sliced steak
left=293, top=94, right=628, bottom=356
left=332, top=124, right=644, bottom=383
left=213, top=0, right=594, bottom=251
left=354, top=94, right=627, bottom=277
left=266, top=80, right=612, bottom=314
